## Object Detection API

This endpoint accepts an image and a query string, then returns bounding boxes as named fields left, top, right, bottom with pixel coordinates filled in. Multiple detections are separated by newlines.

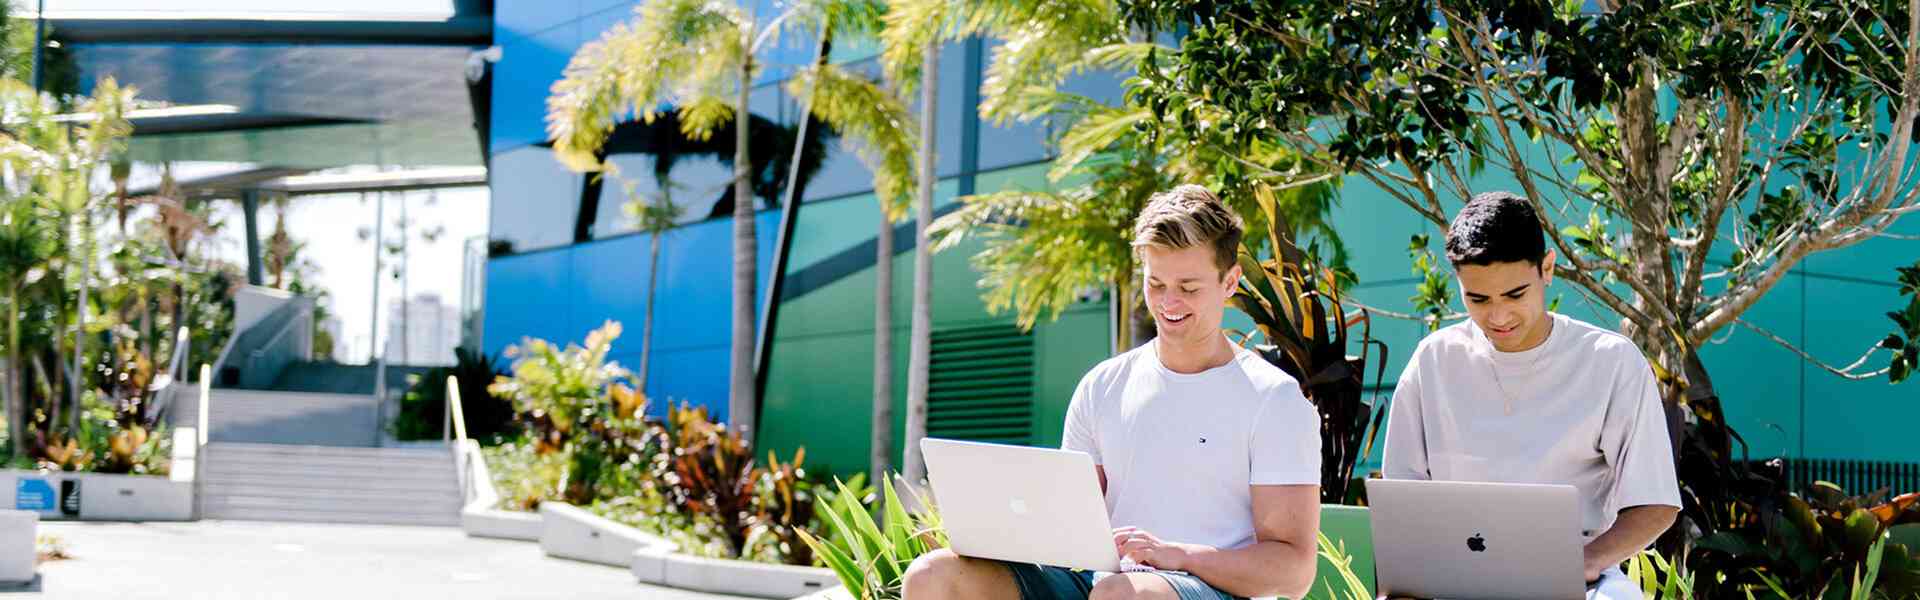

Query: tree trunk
left=72, top=209, right=89, bottom=435
left=6, top=288, right=20, bottom=459
left=871, top=213, right=895, bottom=486
left=902, top=40, right=939, bottom=485
left=729, top=56, right=759, bottom=436
left=640, top=221, right=662, bottom=393
left=140, top=292, right=153, bottom=370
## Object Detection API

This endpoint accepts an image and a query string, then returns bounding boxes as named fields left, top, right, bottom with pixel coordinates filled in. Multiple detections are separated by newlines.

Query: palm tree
left=548, top=0, right=881, bottom=435
left=0, top=198, right=53, bottom=459
left=0, top=77, right=129, bottom=457
left=785, top=54, right=918, bottom=488
left=879, top=0, right=955, bottom=487
left=926, top=0, right=1340, bottom=352
left=617, top=163, right=687, bottom=394
left=43, top=80, right=134, bottom=435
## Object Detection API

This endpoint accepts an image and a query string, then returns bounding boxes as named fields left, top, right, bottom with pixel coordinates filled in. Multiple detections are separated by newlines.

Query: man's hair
left=1445, top=191, right=1548, bottom=267
left=1131, top=184, right=1243, bottom=277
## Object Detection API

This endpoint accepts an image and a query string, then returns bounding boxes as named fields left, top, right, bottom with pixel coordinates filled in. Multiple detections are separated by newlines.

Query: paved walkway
left=12, top=520, right=754, bottom=599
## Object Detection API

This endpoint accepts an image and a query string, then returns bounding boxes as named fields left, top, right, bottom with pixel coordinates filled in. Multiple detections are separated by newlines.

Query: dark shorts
left=1001, top=562, right=1245, bottom=600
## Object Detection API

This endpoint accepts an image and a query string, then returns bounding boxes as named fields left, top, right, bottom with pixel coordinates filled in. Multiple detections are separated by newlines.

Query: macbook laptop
left=920, top=438, right=1121, bottom=572
left=1366, top=478, right=1587, bottom=600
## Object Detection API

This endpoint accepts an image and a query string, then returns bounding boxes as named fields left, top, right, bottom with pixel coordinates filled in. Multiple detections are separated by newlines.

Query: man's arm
left=1117, top=484, right=1320, bottom=599
left=1582, top=505, right=1678, bottom=582
left=1583, top=344, right=1682, bottom=581
left=1380, top=351, right=1430, bottom=480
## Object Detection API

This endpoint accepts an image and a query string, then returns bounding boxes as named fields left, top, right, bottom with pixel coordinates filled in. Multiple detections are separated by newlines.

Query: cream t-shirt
left=1062, top=339, right=1322, bottom=553
left=1381, top=313, right=1680, bottom=540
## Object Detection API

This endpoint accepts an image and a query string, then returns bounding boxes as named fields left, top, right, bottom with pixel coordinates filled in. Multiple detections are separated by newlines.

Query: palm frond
left=546, top=0, right=746, bottom=171
left=958, top=0, right=1115, bottom=38
left=677, top=95, right=736, bottom=142
left=878, top=0, right=951, bottom=94
left=78, top=77, right=135, bottom=162
left=974, top=11, right=1128, bottom=125
left=788, top=64, right=919, bottom=220
left=928, top=185, right=1142, bottom=330
left=1049, top=106, right=1152, bottom=182
left=992, top=88, right=1103, bottom=126
left=1080, top=42, right=1161, bottom=72
left=785, top=0, right=889, bottom=43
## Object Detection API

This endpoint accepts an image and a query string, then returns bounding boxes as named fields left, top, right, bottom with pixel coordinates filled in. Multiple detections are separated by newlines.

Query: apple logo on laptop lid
left=1009, top=498, right=1030, bottom=516
left=1467, top=533, right=1487, bottom=552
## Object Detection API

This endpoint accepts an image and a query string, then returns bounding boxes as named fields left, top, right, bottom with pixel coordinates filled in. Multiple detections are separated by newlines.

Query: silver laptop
left=921, top=438, right=1121, bottom=572
left=1366, top=479, right=1587, bottom=600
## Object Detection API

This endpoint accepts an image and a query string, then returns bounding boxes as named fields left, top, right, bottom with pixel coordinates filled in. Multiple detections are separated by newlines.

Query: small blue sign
left=16, top=478, right=55, bottom=512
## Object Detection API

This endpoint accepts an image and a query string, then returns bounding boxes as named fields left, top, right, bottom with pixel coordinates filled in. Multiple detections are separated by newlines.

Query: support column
left=241, top=190, right=264, bottom=287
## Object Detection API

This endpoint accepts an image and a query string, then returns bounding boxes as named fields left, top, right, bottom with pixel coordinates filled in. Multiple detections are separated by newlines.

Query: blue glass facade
left=483, top=1, right=1920, bottom=467
left=482, top=1, right=1102, bottom=424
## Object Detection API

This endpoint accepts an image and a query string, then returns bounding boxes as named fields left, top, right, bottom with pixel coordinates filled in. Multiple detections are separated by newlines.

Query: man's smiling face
left=1141, top=243, right=1239, bottom=347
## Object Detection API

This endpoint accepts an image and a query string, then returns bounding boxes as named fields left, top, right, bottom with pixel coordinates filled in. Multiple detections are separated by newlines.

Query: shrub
left=1690, top=482, right=1920, bottom=599
left=393, top=347, right=513, bottom=442
left=801, top=476, right=946, bottom=600
left=483, top=323, right=834, bottom=567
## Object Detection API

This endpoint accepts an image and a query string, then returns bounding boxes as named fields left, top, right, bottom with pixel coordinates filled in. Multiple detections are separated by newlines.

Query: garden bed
left=0, top=470, right=192, bottom=522
left=462, top=434, right=838, bottom=599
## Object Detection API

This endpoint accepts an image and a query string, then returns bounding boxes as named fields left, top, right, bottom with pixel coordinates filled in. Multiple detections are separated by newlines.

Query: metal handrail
left=194, top=363, right=211, bottom=520
left=251, top=313, right=300, bottom=362
left=146, top=326, right=191, bottom=424
left=446, top=375, right=473, bottom=502
left=243, top=298, right=312, bottom=386
left=168, top=326, right=191, bottom=382
left=209, top=295, right=309, bottom=388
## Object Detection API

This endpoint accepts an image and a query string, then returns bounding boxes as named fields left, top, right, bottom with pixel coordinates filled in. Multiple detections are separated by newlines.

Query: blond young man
left=902, top=185, right=1324, bottom=600
left=1381, top=192, right=1681, bottom=600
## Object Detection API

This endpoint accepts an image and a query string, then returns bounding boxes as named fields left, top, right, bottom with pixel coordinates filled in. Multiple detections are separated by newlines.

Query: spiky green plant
left=798, top=476, right=946, bottom=600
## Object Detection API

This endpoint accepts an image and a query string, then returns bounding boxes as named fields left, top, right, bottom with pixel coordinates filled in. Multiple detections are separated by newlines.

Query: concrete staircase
left=267, top=361, right=438, bottom=396
left=182, top=287, right=466, bottom=527
left=200, top=442, right=463, bottom=526
left=202, top=389, right=384, bottom=447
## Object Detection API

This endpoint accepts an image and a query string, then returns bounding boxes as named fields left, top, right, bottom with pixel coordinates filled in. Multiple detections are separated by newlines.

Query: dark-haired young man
left=1381, top=192, right=1680, bottom=600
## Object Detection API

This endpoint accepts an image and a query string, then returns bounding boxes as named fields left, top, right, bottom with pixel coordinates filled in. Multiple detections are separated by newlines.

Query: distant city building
left=385, top=293, right=461, bottom=366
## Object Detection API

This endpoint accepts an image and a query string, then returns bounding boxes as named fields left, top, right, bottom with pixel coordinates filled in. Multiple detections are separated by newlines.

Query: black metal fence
left=1780, top=458, right=1920, bottom=497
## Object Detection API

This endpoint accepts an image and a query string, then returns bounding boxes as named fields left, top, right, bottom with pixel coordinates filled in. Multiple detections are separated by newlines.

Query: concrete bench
left=0, top=510, right=35, bottom=584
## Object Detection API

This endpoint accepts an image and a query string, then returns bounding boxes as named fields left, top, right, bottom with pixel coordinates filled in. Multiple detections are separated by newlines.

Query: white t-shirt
left=1061, top=338, right=1322, bottom=553
left=1382, top=313, right=1681, bottom=540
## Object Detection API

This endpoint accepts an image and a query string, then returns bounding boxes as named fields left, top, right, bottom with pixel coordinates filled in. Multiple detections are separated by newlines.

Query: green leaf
left=1843, top=508, right=1882, bottom=558
left=882, top=475, right=913, bottom=564
left=799, top=527, right=867, bottom=597
left=1855, top=536, right=1886, bottom=600
left=820, top=481, right=885, bottom=584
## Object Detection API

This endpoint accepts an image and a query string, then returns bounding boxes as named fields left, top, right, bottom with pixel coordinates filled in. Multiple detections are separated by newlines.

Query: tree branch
left=1680, top=97, right=1747, bottom=317
left=1445, top=14, right=1679, bottom=329
left=1694, top=0, right=1920, bottom=344
left=1277, top=130, right=1450, bottom=227
left=1344, top=297, right=1466, bottom=326
left=1553, top=262, right=1661, bottom=329
left=1732, top=318, right=1892, bottom=380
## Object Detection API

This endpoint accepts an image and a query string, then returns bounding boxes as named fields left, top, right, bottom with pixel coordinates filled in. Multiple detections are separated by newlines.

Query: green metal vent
left=928, top=323, right=1034, bottom=445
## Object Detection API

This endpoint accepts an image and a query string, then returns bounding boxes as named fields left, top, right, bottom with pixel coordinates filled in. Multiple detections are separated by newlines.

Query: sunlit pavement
left=14, top=520, right=753, bottom=599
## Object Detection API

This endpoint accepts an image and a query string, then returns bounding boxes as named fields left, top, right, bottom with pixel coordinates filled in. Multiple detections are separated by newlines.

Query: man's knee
left=902, top=549, right=958, bottom=597
left=903, top=549, right=1000, bottom=600
left=1089, top=574, right=1173, bottom=600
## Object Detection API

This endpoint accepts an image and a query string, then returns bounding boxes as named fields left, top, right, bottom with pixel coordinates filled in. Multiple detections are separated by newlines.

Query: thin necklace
left=1486, top=322, right=1550, bottom=415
